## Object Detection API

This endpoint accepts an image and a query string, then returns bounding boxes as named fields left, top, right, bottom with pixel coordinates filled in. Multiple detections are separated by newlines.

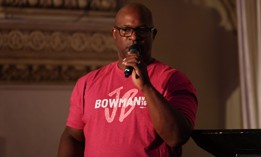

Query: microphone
left=124, top=43, right=141, bottom=77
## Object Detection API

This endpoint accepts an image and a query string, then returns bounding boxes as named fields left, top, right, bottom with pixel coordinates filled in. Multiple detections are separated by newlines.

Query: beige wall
left=0, top=0, right=239, bottom=157
left=0, top=85, right=73, bottom=157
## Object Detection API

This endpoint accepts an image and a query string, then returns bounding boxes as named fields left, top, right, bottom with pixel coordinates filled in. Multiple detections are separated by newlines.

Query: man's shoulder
left=150, top=59, right=193, bottom=83
left=150, top=59, right=177, bottom=74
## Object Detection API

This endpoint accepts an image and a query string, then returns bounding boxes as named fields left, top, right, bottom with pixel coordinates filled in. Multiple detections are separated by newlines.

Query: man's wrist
left=141, top=83, right=153, bottom=93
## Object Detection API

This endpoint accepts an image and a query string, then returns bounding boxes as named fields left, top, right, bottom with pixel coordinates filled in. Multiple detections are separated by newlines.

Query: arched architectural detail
left=186, top=0, right=237, bottom=31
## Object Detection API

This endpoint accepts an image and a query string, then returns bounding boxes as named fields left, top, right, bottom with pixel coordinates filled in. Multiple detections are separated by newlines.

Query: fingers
left=123, top=52, right=142, bottom=66
left=122, top=57, right=141, bottom=71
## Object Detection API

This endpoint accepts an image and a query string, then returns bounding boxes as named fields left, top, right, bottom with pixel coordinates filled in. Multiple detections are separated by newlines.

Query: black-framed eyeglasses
left=114, top=26, right=155, bottom=37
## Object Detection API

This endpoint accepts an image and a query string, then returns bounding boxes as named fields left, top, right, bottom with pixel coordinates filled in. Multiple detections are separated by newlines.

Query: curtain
left=237, top=0, right=261, bottom=128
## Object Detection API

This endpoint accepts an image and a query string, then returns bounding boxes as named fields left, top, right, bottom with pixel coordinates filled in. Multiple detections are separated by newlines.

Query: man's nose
left=128, top=30, right=141, bottom=41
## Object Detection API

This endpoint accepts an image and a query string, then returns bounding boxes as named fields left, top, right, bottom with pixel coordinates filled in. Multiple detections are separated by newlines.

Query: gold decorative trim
left=0, top=0, right=118, bottom=11
left=0, top=30, right=116, bottom=56
left=0, top=63, right=105, bottom=83
left=0, top=29, right=117, bottom=84
left=0, top=0, right=123, bottom=84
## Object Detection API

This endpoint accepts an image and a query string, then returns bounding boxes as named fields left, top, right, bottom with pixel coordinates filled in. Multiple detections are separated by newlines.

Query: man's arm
left=141, top=84, right=194, bottom=147
left=57, top=126, right=85, bottom=157
left=124, top=57, right=196, bottom=148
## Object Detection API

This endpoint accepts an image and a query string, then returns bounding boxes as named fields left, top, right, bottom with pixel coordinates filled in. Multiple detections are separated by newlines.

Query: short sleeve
left=66, top=77, right=87, bottom=129
left=164, top=71, right=198, bottom=128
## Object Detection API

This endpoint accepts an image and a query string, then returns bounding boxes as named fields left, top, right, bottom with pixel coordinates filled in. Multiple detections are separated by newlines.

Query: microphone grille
left=129, top=43, right=141, bottom=53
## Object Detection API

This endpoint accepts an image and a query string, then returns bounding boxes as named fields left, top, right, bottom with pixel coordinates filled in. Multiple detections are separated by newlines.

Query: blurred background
left=0, top=0, right=252, bottom=156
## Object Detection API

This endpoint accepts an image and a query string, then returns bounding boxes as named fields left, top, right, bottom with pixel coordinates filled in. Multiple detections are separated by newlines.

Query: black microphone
left=124, top=43, right=141, bottom=77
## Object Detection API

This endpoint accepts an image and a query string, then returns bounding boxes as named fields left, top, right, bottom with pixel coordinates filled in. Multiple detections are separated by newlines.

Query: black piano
left=192, top=129, right=261, bottom=157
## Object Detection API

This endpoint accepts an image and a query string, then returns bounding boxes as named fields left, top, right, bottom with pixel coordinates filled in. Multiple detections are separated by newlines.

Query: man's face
left=112, top=8, right=156, bottom=63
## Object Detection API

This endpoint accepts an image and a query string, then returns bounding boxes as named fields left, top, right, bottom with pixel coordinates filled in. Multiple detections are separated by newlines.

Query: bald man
left=58, top=3, right=197, bottom=157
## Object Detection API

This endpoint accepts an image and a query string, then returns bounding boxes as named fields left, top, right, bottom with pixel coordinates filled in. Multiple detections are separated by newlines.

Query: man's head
left=112, top=3, right=157, bottom=63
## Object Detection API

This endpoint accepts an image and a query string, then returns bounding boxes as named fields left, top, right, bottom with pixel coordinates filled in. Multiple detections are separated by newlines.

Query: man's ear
left=112, top=29, right=117, bottom=39
left=152, top=28, right=157, bottom=39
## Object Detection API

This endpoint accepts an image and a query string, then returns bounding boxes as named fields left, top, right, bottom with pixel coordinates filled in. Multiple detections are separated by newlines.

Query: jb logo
left=95, top=86, right=147, bottom=123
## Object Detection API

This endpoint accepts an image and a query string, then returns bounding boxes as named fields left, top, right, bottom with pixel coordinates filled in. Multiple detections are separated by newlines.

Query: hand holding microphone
left=124, top=43, right=141, bottom=77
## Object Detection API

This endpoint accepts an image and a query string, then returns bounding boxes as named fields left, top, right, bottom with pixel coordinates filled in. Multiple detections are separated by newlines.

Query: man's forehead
left=116, top=13, right=141, bottom=24
left=115, top=7, right=152, bottom=26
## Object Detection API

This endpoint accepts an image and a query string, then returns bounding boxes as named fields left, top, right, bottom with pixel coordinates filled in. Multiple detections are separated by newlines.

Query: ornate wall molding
left=0, top=0, right=122, bottom=84
left=0, top=63, right=105, bottom=83
left=0, top=0, right=118, bottom=11
left=0, top=30, right=116, bottom=58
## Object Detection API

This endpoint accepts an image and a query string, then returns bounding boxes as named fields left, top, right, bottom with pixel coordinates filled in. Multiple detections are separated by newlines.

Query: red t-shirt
left=66, top=59, right=197, bottom=157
